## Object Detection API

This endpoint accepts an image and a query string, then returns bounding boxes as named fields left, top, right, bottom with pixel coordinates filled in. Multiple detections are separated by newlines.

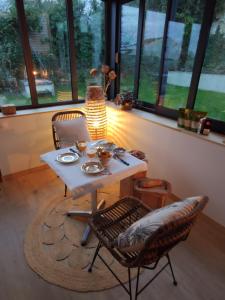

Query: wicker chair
left=88, top=196, right=208, bottom=300
left=52, top=110, right=85, bottom=197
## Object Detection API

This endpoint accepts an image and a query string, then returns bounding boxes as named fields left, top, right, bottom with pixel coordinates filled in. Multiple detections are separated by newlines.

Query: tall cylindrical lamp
left=85, top=86, right=107, bottom=140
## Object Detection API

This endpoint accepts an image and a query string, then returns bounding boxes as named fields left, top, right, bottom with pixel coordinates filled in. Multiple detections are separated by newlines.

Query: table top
left=41, top=143, right=147, bottom=198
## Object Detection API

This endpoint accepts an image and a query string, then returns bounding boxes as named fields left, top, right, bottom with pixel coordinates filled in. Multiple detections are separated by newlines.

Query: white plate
left=81, top=161, right=104, bottom=174
left=56, top=152, right=79, bottom=164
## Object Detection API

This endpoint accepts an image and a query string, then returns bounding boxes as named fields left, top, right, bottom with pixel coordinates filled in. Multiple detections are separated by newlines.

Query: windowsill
left=0, top=103, right=83, bottom=119
left=108, top=102, right=225, bottom=148
left=1, top=101, right=225, bottom=147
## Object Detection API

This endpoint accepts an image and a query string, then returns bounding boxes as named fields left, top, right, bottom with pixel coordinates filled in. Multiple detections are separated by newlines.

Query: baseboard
left=3, top=164, right=50, bottom=180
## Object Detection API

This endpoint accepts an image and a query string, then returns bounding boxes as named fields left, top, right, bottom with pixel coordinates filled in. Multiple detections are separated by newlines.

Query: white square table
left=41, top=143, right=147, bottom=244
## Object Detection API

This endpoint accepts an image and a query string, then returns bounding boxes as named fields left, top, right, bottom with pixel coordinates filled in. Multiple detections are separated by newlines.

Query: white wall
left=107, top=106, right=225, bottom=227
left=0, top=105, right=225, bottom=227
left=0, top=110, right=66, bottom=175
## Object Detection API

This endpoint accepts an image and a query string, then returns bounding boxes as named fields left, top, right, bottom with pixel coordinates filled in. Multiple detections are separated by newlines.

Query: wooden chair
left=52, top=110, right=85, bottom=197
left=88, top=196, right=208, bottom=300
left=52, top=110, right=85, bottom=150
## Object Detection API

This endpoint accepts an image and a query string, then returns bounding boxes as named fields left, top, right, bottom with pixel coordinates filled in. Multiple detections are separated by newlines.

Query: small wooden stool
left=134, top=178, right=172, bottom=209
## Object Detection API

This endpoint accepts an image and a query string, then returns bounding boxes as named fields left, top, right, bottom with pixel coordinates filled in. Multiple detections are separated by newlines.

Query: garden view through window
left=0, top=0, right=104, bottom=107
left=0, top=0, right=225, bottom=132
left=120, top=0, right=140, bottom=93
left=159, top=0, right=205, bottom=109
left=138, top=0, right=167, bottom=103
left=195, top=1, right=225, bottom=122
left=0, top=0, right=32, bottom=106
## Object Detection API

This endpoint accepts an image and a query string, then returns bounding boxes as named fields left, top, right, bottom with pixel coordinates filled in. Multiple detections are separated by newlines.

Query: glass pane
left=120, top=0, right=140, bottom=93
left=159, top=0, right=205, bottom=109
left=138, top=0, right=167, bottom=103
left=73, top=0, right=105, bottom=98
left=195, top=2, right=225, bottom=121
left=24, top=0, right=72, bottom=104
left=0, top=1, right=31, bottom=106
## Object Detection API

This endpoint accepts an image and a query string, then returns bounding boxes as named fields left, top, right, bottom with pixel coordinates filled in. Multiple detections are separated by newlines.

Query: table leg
left=80, top=190, right=105, bottom=246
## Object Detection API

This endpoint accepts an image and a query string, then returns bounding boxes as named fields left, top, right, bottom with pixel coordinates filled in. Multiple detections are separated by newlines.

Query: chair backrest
left=133, top=196, right=209, bottom=267
left=52, top=110, right=85, bottom=149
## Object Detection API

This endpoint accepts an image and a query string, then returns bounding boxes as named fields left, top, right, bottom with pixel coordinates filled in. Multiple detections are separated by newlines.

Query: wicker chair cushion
left=116, top=197, right=200, bottom=253
left=53, top=117, right=90, bottom=148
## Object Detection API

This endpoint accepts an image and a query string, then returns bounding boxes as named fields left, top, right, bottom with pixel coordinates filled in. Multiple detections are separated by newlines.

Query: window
left=160, top=0, right=205, bottom=109
left=194, top=1, right=225, bottom=122
left=138, top=0, right=167, bottom=103
left=73, top=0, right=105, bottom=98
left=24, top=0, right=71, bottom=105
left=115, top=0, right=224, bottom=133
left=0, top=0, right=31, bottom=106
left=120, top=0, right=140, bottom=93
left=0, top=0, right=105, bottom=109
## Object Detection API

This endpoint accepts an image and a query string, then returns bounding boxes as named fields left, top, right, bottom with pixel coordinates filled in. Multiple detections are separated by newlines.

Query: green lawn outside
left=121, top=75, right=225, bottom=122
left=0, top=82, right=87, bottom=107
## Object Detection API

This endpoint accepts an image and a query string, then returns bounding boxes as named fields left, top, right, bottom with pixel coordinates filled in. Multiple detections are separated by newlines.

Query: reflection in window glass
left=120, top=1, right=139, bottom=93
left=73, top=0, right=105, bottom=98
left=24, top=0, right=71, bottom=104
left=138, top=0, right=167, bottom=103
left=0, top=1, right=31, bottom=106
left=160, top=0, right=204, bottom=109
left=195, top=2, right=225, bottom=121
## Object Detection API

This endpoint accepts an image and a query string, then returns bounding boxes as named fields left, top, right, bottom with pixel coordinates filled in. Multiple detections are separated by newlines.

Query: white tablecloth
left=41, top=146, right=147, bottom=198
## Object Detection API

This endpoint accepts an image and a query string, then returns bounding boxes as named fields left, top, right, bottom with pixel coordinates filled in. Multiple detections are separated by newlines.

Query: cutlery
left=69, top=148, right=81, bottom=157
left=113, top=154, right=130, bottom=166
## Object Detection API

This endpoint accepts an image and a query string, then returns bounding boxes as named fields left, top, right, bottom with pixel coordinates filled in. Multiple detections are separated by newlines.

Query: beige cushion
left=53, top=117, right=91, bottom=148
left=116, top=197, right=200, bottom=253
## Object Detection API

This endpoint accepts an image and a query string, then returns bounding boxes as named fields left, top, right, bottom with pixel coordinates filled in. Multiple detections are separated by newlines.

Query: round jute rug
left=24, top=188, right=136, bottom=292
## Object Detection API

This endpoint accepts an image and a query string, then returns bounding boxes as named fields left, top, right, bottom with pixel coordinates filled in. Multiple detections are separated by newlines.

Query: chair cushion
left=53, top=117, right=91, bottom=148
left=115, top=197, right=200, bottom=253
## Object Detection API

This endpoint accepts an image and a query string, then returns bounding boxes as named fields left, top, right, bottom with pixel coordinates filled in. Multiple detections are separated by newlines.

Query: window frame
left=114, top=0, right=225, bottom=133
left=2, top=0, right=106, bottom=110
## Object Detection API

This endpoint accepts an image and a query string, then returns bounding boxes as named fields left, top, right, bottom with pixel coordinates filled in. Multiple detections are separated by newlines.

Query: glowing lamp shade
left=85, top=86, right=107, bottom=140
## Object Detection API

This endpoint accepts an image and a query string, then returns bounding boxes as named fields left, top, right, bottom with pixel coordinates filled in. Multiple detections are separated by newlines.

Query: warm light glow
left=33, top=70, right=38, bottom=76
left=85, top=87, right=107, bottom=140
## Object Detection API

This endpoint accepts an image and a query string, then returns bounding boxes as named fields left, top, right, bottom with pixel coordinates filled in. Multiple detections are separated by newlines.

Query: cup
left=86, top=148, right=97, bottom=161
left=76, top=141, right=87, bottom=156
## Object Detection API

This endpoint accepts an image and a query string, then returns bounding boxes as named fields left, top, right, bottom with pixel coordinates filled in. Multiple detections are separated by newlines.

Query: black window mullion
left=66, top=0, right=78, bottom=102
left=156, top=0, right=174, bottom=106
left=16, top=0, right=38, bottom=107
left=187, top=0, right=216, bottom=109
left=115, top=1, right=121, bottom=96
left=133, top=0, right=145, bottom=100
left=108, top=0, right=117, bottom=100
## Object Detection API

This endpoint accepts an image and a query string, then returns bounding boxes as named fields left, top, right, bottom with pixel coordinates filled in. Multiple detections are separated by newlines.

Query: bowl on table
left=97, top=149, right=112, bottom=167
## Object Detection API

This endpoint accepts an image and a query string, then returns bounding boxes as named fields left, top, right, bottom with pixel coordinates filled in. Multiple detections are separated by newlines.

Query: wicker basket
left=1, top=104, right=16, bottom=115
left=134, top=178, right=172, bottom=209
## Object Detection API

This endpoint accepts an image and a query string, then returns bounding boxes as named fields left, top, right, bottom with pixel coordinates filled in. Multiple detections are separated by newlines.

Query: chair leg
left=64, top=184, right=67, bottom=197
left=166, top=254, right=178, bottom=286
left=128, top=268, right=132, bottom=300
left=135, top=267, right=140, bottom=300
left=88, top=242, right=101, bottom=272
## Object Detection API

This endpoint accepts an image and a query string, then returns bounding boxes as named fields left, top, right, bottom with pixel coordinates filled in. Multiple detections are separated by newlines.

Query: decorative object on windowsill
left=177, top=108, right=207, bottom=133
left=198, top=117, right=212, bottom=136
left=85, top=65, right=117, bottom=140
left=120, top=91, right=135, bottom=110
left=1, top=104, right=16, bottom=115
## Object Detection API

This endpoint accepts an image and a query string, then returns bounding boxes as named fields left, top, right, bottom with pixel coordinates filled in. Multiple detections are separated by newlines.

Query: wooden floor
left=0, top=167, right=225, bottom=300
